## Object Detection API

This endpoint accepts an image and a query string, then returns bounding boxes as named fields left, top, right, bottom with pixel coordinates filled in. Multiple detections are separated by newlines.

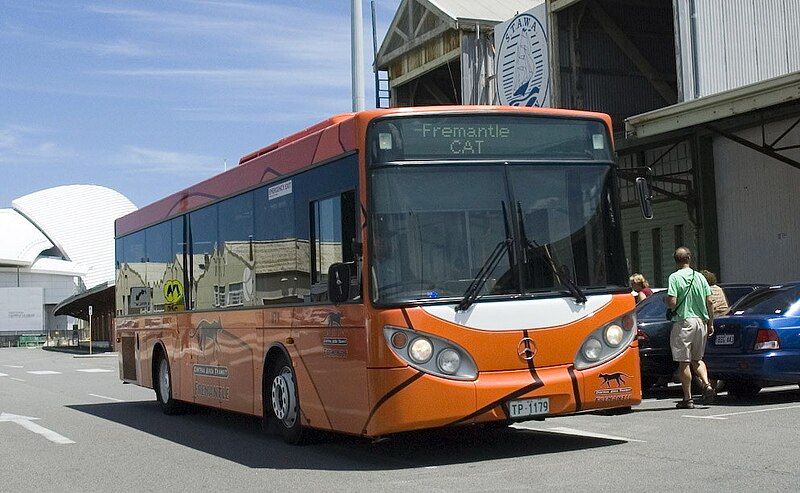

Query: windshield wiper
left=516, top=202, right=587, bottom=304
left=456, top=202, right=513, bottom=312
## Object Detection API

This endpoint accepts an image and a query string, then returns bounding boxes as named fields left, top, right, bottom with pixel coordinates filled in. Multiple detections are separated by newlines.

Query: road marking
left=0, top=413, right=74, bottom=445
left=9, top=377, right=25, bottom=382
left=26, top=371, right=62, bottom=375
left=4, top=365, right=23, bottom=368
left=76, top=369, right=113, bottom=373
left=512, top=423, right=645, bottom=443
left=683, top=404, right=800, bottom=420
left=0, top=373, right=7, bottom=377
left=89, top=394, right=124, bottom=402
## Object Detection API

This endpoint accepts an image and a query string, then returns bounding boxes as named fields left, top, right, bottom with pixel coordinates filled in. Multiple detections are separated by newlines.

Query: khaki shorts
left=670, top=317, right=707, bottom=362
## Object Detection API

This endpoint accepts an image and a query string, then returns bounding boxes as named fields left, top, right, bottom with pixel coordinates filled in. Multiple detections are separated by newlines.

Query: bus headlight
left=437, top=348, right=461, bottom=374
left=604, top=324, right=624, bottom=347
left=574, top=312, right=637, bottom=370
left=383, top=327, right=477, bottom=380
left=582, top=338, right=602, bottom=361
left=409, top=338, right=433, bottom=363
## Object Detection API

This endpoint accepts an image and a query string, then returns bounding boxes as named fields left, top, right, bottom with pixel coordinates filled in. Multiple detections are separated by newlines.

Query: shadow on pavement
left=644, top=384, right=800, bottom=408
left=67, top=400, right=623, bottom=470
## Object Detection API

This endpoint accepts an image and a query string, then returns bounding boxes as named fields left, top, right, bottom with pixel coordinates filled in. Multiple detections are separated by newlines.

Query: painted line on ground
left=76, top=369, right=113, bottom=373
left=683, top=404, right=800, bottom=420
left=512, top=423, right=646, bottom=443
left=26, top=371, right=62, bottom=375
left=4, top=365, right=23, bottom=368
left=9, top=377, right=25, bottom=382
left=0, top=373, right=7, bottom=377
left=88, top=394, right=124, bottom=402
left=0, top=413, right=74, bottom=445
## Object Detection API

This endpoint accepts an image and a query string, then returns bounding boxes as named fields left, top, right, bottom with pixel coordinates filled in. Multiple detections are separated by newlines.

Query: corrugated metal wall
left=714, top=116, right=800, bottom=284
left=676, top=0, right=800, bottom=100
left=557, top=0, right=677, bottom=128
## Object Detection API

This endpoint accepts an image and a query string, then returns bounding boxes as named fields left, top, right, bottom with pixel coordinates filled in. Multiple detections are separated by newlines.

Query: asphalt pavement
left=1, top=347, right=799, bottom=492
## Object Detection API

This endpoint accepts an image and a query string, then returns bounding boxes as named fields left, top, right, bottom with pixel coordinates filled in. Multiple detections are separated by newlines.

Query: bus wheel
left=266, top=357, right=305, bottom=445
left=154, top=354, right=182, bottom=415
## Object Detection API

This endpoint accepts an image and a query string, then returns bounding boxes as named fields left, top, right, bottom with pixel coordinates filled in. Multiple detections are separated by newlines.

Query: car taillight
left=754, top=329, right=780, bottom=350
left=636, top=328, right=648, bottom=342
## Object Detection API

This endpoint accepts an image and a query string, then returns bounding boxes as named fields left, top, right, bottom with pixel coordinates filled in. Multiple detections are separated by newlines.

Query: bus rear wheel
left=265, top=356, right=305, bottom=444
left=154, top=353, right=182, bottom=415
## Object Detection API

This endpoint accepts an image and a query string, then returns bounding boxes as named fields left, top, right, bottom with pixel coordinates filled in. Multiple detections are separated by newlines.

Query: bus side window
left=309, top=190, right=357, bottom=302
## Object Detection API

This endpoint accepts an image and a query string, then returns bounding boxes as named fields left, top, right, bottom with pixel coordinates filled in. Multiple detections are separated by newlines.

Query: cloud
left=114, top=145, right=222, bottom=175
left=57, top=39, right=153, bottom=58
left=0, top=125, right=75, bottom=164
left=95, top=67, right=351, bottom=89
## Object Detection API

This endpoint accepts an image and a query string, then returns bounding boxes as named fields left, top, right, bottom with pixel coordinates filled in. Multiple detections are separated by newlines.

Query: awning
left=625, top=72, right=800, bottom=139
left=54, top=282, right=114, bottom=320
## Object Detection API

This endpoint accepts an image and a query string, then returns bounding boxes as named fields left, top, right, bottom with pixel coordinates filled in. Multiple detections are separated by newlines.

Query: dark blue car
left=705, top=283, right=800, bottom=398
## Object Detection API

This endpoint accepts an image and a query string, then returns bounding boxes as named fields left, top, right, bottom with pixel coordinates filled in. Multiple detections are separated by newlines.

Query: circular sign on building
left=496, top=12, right=550, bottom=107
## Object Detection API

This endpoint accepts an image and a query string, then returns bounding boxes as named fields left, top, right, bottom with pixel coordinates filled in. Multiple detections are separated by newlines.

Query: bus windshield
left=368, top=116, right=626, bottom=305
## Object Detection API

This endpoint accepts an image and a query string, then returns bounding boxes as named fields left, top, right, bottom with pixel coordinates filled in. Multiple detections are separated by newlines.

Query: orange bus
left=115, top=106, right=643, bottom=444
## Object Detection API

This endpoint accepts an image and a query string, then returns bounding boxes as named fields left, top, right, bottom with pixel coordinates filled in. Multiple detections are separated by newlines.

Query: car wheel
left=726, top=381, right=761, bottom=399
left=154, top=354, right=183, bottom=415
left=265, top=356, right=305, bottom=445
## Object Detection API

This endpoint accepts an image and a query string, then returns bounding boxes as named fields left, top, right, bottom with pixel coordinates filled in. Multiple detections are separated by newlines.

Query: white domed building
left=0, top=185, right=136, bottom=345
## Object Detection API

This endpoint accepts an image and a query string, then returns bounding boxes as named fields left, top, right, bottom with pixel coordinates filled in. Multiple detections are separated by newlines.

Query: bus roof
left=115, top=106, right=612, bottom=237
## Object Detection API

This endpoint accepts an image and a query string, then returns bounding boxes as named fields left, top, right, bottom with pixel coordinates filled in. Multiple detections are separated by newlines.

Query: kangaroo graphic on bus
left=599, top=372, right=632, bottom=388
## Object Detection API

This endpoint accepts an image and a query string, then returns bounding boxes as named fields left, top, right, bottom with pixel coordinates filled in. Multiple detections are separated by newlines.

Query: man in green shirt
left=665, top=247, right=716, bottom=409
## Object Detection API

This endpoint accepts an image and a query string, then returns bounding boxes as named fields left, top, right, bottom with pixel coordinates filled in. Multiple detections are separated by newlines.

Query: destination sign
left=369, top=116, right=611, bottom=163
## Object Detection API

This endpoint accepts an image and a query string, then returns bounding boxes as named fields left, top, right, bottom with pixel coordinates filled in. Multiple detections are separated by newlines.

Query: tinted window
left=722, top=287, right=755, bottom=309
left=190, top=205, right=218, bottom=310
left=254, top=180, right=303, bottom=305
left=120, top=230, right=146, bottom=315
left=145, top=221, right=172, bottom=313
left=218, top=192, right=255, bottom=307
left=731, top=286, right=800, bottom=316
left=636, top=291, right=667, bottom=320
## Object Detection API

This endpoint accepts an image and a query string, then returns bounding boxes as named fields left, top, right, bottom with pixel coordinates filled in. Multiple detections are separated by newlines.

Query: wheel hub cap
left=270, top=367, right=297, bottom=427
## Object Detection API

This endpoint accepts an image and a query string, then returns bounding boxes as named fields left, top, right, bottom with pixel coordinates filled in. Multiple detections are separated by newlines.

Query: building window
left=674, top=224, right=685, bottom=250
left=630, top=231, right=640, bottom=274
left=652, top=228, right=663, bottom=287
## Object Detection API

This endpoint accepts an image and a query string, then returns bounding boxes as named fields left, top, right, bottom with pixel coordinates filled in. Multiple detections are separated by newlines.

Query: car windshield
left=369, top=163, right=627, bottom=304
left=637, top=291, right=667, bottom=320
left=722, top=286, right=757, bottom=308
left=730, top=285, right=800, bottom=316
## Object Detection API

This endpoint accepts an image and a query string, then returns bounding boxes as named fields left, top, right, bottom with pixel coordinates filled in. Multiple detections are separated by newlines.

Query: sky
left=0, top=0, right=401, bottom=208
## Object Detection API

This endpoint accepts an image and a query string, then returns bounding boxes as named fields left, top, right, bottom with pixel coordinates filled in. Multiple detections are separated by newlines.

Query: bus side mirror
left=328, top=263, right=351, bottom=303
left=635, top=177, right=654, bottom=220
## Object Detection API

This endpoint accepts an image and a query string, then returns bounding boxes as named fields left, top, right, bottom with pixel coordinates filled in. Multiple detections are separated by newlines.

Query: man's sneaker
left=676, top=399, right=695, bottom=409
left=701, top=385, right=717, bottom=404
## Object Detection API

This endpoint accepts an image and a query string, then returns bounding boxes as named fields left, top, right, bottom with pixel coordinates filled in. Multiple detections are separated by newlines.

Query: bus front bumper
left=364, top=346, right=642, bottom=436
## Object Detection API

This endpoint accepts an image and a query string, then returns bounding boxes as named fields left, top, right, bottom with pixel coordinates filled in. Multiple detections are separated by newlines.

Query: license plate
left=508, top=397, right=550, bottom=418
left=715, top=333, right=735, bottom=345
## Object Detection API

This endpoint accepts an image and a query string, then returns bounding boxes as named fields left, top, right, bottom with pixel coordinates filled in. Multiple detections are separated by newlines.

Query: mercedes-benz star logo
left=517, top=337, right=537, bottom=361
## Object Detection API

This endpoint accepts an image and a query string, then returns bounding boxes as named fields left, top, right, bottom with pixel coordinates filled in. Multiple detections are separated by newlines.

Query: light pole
left=88, top=305, right=93, bottom=355
left=351, top=0, right=366, bottom=111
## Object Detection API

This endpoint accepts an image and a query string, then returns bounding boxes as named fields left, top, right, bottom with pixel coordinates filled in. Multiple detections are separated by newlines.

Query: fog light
left=390, top=331, right=408, bottom=349
left=582, top=338, right=602, bottom=361
left=604, top=324, right=624, bottom=347
left=437, top=348, right=461, bottom=374
left=409, top=338, right=433, bottom=363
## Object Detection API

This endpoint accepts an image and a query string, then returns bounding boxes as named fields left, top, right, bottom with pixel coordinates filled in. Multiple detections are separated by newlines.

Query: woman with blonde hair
left=630, top=273, right=653, bottom=302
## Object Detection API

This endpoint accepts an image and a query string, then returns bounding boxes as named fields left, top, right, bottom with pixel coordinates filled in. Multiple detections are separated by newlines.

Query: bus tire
left=154, top=351, right=183, bottom=415
left=264, top=355, right=305, bottom=445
